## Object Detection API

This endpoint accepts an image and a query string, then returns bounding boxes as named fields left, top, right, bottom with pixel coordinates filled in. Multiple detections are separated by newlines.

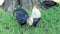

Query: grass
left=0, top=4, right=60, bottom=34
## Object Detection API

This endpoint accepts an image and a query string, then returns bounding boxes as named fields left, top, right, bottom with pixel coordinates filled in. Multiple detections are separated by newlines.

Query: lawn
left=0, top=3, right=60, bottom=34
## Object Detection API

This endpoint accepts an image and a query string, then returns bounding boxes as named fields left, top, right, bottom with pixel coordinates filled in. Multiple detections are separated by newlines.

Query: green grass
left=0, top=4, right=60, bottom=34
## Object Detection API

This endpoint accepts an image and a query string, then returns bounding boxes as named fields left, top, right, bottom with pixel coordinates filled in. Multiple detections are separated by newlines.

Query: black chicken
left=42, top=1, right=58, bottom=8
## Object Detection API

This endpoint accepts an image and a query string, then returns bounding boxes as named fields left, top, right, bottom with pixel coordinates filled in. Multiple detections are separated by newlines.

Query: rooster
left=27, top=4, right=41, bottom=27
left=15, top=8, right=29, bottom=26
left=0, top=0, right=4, bottom=6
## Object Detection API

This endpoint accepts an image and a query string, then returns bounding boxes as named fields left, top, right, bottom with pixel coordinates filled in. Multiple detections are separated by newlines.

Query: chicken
left=27, top=4, right=41, bottom=27
left=42, top=1, right=57, bottom=8
left=15, top=8, right=29, bottom=26
left=0, top=0, right=4, bottom=6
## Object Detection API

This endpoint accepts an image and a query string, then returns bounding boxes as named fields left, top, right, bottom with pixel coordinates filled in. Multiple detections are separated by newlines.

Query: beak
left=37, top=3, right=40, bottom=7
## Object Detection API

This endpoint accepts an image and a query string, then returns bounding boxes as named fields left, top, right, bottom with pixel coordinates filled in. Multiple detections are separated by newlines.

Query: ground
left=0, top=3, right=60, bottom=34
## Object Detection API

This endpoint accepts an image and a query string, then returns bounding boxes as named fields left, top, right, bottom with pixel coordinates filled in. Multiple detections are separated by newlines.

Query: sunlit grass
left=53, top=0, right=60, bottom=2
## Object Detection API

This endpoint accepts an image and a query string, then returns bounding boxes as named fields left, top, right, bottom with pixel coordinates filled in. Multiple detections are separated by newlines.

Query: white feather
left=27, top=16, right=33, bottom=25
left=0, top=0, right=4, bottom=5
left=31, top=7, right=41, bottom=18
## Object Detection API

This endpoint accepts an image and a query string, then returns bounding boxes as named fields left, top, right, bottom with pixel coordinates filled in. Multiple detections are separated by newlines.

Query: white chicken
left=27, top=4, right=41, bottom=27
left=0, top=0, right=4, bottom=6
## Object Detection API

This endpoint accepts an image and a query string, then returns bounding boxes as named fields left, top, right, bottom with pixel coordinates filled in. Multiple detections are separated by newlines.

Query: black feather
left=33, top=18, right=41, bottom=27
left=15, top=8, right=29, bottom=26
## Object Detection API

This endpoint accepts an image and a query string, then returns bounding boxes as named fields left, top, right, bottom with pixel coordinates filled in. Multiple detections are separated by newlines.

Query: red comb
left=34, top=4, right=38, bottom=8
